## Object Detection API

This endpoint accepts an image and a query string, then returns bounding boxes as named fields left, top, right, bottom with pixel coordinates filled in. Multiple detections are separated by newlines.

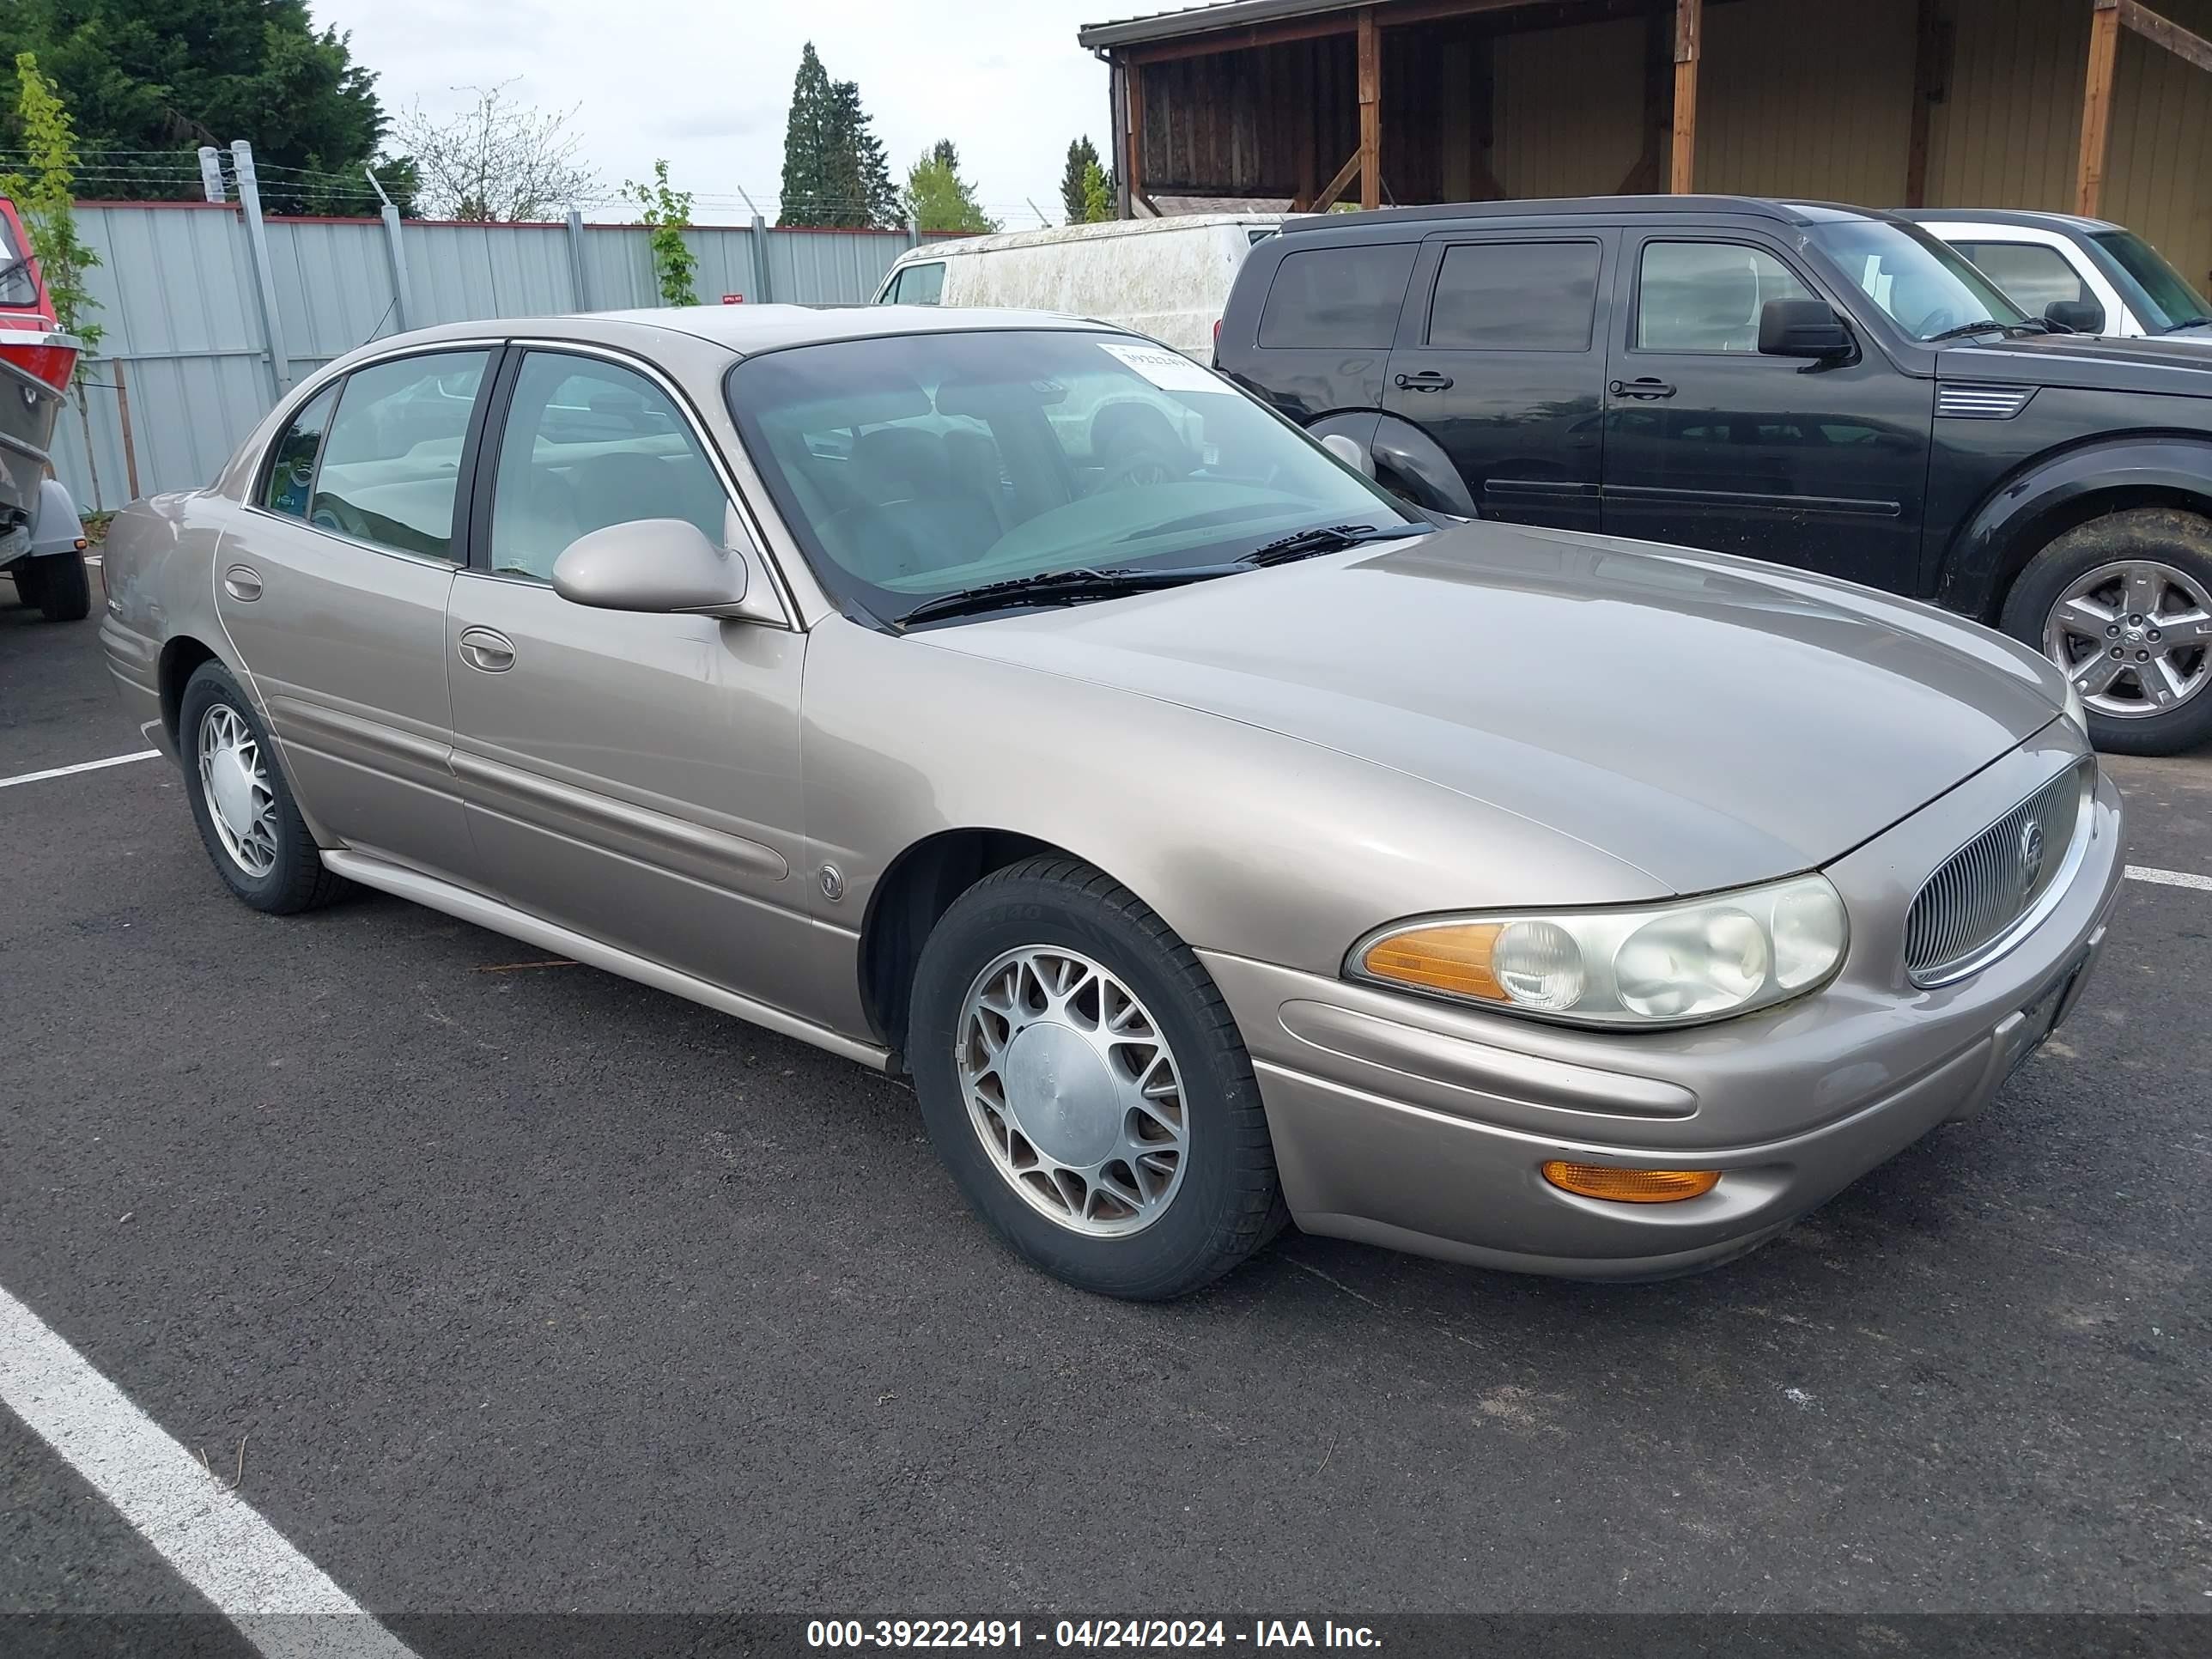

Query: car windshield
left=2087, top=228, right=2212, bottom=329
left=1803, top=218, right=2027, bottom=340
left=726, top=328, right=1421, bottom=623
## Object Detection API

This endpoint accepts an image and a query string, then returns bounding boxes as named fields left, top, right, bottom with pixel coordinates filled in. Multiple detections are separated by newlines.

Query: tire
left=2001, top=507, right=2212, bottom=756
left=908, top=857, right=1286, bottom=1300
left=33, top=550, right=91, bottom=623
left=11, top=558, right=42, bottom=608
left=178, top=660, right=349, bottom=915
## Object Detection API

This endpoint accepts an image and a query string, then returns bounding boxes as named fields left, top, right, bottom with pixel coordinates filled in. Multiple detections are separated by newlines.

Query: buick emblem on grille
left=2019, top=818, right=2046, bottom=886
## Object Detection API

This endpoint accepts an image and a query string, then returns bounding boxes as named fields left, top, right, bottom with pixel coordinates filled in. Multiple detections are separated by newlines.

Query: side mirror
left=2045, top=297, right=2105, bottom=334
left=1320, top=431, right=1375, bottom=477
left=552, top=518, right=752, bottom=616
left=1758, top=298, right=1854, bottom=360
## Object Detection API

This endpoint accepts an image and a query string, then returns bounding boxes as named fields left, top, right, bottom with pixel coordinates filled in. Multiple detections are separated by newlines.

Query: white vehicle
left=872, top=214, right=1287, bottom=360
left=1902, top=210, right=2212, bottom=340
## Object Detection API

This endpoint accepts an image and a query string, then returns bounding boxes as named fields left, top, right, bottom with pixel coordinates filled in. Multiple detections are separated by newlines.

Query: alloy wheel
left=197, top=703, right=279, bottom=878
left=955, top=945, right=1189, bottom=1237
left=2044, top=558, right=2212, bottom=720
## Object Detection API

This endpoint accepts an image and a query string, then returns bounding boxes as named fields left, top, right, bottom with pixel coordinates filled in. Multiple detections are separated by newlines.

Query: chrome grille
left=1905, top=763, right=2088, bottom=986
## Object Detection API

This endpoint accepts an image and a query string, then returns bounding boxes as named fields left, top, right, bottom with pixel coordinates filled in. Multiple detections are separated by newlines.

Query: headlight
left=1348, top=874, right=1848, bottom=1029
left=2062, top=678, right=2088, bottom=736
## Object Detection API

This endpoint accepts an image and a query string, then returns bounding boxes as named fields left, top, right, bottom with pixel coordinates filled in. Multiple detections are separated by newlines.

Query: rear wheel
left=2003, top=507, right=2212, bottom=755
left=178, top=660, right=349, bottom=914
left=908, top=857, right=1285, bottom=1299
left=33, top=549, right=91, bottom=623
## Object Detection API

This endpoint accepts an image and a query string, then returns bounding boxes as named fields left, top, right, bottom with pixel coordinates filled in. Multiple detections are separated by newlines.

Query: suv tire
left=2002, top=507, right=2212, bottom=756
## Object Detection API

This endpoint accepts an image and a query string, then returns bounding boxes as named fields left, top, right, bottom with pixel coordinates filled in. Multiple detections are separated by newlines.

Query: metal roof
left=1078, top=0, right=1364, bottom=51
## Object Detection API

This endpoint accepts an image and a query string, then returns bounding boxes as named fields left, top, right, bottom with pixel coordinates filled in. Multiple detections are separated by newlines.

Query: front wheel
left=2003, top=507, right=2212, bottom=755
left=908, top=857, right=1285, bottom=1299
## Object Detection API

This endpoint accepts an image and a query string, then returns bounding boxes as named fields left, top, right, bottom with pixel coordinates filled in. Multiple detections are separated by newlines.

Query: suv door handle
left=1609, top=377, right=1676, bottom=400
left=457, top=626, right=516, bottom=673
left=1395, top=371, right=1454, bottom=392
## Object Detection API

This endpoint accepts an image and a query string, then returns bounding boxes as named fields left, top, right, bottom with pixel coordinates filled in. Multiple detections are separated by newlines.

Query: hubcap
left=955, top=945, right=1189, bottom=1238
left=2044, top=559, right=2212, bottom=720
left=196, top=703, right=278, bottom=878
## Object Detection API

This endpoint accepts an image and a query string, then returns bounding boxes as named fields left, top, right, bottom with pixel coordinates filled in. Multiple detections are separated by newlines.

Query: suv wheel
left=2003, top=507, right=2212, bottom=755
left=907, top=857, right=1285, bottom=1299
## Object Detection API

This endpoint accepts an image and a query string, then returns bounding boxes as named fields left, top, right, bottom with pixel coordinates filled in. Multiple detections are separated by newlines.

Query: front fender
left=1942, top=434, right=2212, bottom=618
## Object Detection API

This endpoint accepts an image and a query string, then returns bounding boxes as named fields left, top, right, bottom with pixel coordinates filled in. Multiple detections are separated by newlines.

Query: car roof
left=1273, top=195, right=1888, bottom=234
left=1896, top=207, right=2121, bottom=235
left=892, top=212, right=1290, bottom=264
left=372, top=304, right=1126, bottom=360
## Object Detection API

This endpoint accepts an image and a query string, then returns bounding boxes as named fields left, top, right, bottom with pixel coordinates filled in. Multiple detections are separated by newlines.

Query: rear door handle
left=221, top=564, right=263, bottom=602
left=1395, top=371, right=1454, bottom=392
left=457, top=626, right=516, bottom=673
left=1609, top=377, right=1677, bottom=400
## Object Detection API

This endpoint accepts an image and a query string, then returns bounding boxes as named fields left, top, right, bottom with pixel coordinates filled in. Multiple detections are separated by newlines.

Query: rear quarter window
left=1257, top=244, right=1417, bottom=349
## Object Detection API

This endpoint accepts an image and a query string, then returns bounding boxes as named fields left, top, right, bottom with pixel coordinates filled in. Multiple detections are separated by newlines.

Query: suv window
left=884, top=261, right=945, bottom=305
left=309, top=351, right=489, bottom=558
left=1948, top=240, right=2089, bottom=313
left=1636, top=241, right=1816, bottom=353
left=488, top=350, right=728, bottom=582
left=1258, top=244, right=1417, bottom=349
left=1428, top=241, right=1601, bottom=350
left=260, top=385, right=339, bottom=518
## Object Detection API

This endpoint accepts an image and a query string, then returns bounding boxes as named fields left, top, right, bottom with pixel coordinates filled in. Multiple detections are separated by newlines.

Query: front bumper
left=1203, top=729, right=2125, bottom=1279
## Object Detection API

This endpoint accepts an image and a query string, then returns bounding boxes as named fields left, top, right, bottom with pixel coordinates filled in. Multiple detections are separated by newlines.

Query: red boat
left=0, top=194, right=81, bottom=538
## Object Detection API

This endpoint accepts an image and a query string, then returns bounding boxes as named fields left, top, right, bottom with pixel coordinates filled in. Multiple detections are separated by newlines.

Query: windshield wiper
left=1924, top=319, right=2012, bottom=342
left=1241, top=522, right=1431, bottom=565
left=891, top=565, right=1235, bottom=628
left=2160, top=315, right=2212, bottom=332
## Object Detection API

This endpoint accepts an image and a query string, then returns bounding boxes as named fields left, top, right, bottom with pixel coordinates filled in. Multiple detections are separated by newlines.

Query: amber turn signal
left=1358, top=921, right=1505, bottom=1001
left=1540, top=1161, right=1720, bottom=1204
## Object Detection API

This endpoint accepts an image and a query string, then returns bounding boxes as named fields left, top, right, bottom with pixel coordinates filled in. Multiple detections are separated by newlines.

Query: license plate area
left=2001, top=960, right=2083, bottom=1085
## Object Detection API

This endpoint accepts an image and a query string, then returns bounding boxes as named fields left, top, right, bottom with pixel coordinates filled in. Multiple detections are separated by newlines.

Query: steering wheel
left=1912, top=305, right=1960, bottom=338
left=1103, top=447, right=1179, bottom=490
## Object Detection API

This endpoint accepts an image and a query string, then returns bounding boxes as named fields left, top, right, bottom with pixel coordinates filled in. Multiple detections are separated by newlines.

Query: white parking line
left=0, top=749, right=160, bottom=790
left=0, top=1284, right=420, bottom=1659
left=2126, top=864, right=2212, bottom=891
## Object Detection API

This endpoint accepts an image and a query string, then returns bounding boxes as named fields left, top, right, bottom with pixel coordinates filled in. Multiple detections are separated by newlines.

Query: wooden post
left=1294, top=41, right=1318, bottom=210
left=112, top=358, right=140, bottom=503
left=1358, top=7, right=1382, bottom=210
left=1905, top=0, right=1944, bottom=207
left=2076, top=0, right=2121, bottom=216
left=1124, top=58, right=1146, bottom=216
left=1670, top=0, right=1702, bottom=195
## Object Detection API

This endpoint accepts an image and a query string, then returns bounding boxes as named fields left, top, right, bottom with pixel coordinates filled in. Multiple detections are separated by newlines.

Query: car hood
left=1939, top=331, right=2212, bottom=395
left=916, top=521, right=2064, bottom=895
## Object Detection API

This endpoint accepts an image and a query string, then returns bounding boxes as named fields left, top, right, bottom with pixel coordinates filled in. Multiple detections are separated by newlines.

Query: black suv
left=1217, top=195, right=2212, bottom=754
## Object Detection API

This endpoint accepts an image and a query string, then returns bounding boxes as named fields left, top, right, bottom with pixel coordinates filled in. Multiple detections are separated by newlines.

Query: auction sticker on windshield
left=1097, top=339, right=1223, bottom=394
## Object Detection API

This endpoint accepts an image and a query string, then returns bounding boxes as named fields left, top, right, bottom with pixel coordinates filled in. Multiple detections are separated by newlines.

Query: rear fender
left=1303, top=410, right=1477, bottom=516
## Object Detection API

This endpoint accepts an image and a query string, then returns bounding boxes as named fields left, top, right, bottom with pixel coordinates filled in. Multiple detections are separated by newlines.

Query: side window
left=1636, top=241, right=1817, bottom=354
left=1257, top=244, right=1417, bottom=349
left=901, top=262, right=945, bottom=305
left=1950, top=240, right=2090, bottom=313
left=260, top=384, right=338, bottom=518
left=1427, top=240, right=1601, bottom=350
left=309, top=351, right=490, bottom=559
left=488, top=351, right=729, bottom=583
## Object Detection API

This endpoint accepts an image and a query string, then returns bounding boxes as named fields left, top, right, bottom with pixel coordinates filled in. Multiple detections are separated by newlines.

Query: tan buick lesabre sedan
left=99, top=307, right=2124, bottom=1298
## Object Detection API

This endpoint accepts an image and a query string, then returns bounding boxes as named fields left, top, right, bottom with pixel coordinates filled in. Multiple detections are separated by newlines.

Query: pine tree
left=828, top=76, right=901, bottom=228
left=777, top=43, right=836, bottom=227
left=1060, top=136, right=1100, bottom=225
left=905, top=139, right=998, bottom=234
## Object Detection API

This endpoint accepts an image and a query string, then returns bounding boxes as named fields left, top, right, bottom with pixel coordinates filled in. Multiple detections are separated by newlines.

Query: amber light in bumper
left=1540, top=1162, right=1721, bottom=1203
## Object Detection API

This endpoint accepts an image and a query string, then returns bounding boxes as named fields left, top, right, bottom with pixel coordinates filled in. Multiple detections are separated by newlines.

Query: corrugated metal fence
left=50, top=202, right=969, bottom=511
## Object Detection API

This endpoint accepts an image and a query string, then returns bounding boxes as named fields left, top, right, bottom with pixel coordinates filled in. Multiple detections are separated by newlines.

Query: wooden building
left=1079, top=0, right=2212, bottom=288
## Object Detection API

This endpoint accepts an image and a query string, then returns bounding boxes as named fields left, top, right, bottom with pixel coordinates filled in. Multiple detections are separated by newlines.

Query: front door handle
left=457, top=625, right=516, bottom=673
left=1609, top=377, right=1677, bottom=400
left=1395, top=370, right=1454, bottom=392
left=222, top=564, right=263, bottom=602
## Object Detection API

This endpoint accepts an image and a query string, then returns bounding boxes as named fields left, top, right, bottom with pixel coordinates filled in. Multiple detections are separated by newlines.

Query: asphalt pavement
left=3, top=573, right=2208, bottom=1654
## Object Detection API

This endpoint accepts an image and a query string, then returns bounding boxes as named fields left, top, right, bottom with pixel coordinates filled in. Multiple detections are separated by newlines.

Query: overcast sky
left=311, top=0, right=1132, bottom=226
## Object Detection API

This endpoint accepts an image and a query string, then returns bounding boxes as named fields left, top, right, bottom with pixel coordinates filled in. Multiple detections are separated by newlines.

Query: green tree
left=776, top=42, right=900, bottom=228
left=903, top=138, right=996, bottom=234
left=1, top=54, right=101, bottom=360
left=1060, top=136, right=1099, bottom=224
left=624, top=158, right=696, bottom=307
left=0, top=0, right=404, bottom=214
left=1079, top=157, right=1114, bottom=223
